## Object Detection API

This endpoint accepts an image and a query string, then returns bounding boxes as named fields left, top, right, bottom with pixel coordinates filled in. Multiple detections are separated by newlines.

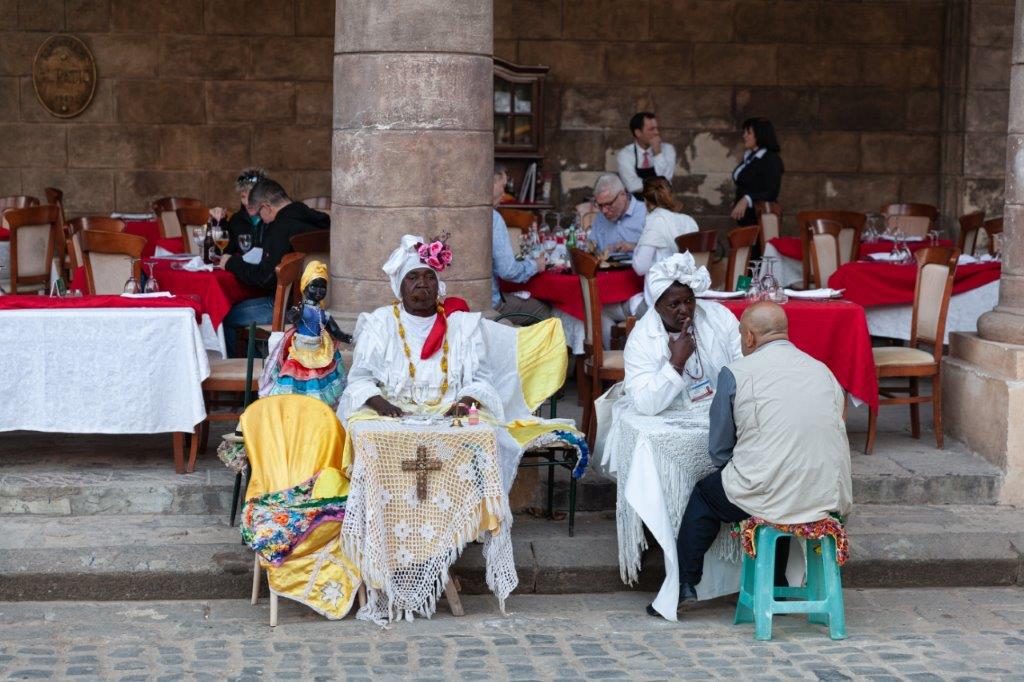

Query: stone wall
left=496, top=0, right=981, bottom=232
left=0, top=0, right=334, bottom=215
left=942, top=0, right=1014, bottom=224
left=0, top=0, right=1013, bottom=231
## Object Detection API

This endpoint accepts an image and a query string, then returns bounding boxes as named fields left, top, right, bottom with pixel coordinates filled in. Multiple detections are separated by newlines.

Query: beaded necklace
left=392, top=302, right=449, bottom=405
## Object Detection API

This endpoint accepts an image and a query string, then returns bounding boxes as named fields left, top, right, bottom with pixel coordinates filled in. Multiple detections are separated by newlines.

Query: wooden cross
left=402, top=445, right=442, bottom=500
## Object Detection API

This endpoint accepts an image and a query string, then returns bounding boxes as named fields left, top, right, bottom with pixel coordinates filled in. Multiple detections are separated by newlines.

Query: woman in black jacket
left=730, top=117, right=784, bottom=226
left=220, top=167, right=266, bottom=256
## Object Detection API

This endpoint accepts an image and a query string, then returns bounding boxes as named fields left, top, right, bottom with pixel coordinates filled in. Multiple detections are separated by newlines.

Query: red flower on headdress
left=416, top=232, right=452, bottom=272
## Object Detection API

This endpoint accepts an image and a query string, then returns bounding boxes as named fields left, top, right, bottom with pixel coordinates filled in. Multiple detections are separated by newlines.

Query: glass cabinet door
left=494, top=76, right=537, bottom=149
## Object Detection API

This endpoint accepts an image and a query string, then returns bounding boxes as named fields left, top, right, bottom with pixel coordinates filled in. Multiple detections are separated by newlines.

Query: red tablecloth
left=0, top=294, right=203, bottom=321
left=125, top=220, right=187, bottom=259
left=827, top=261, right=1001, bottom=307
left=769, top=236, right=954, bottom=261
left=499, top=267, right=643, bottom=320
left=719, top=299, right=878, bottom=409
left=145, top=259, right=264, bottom=329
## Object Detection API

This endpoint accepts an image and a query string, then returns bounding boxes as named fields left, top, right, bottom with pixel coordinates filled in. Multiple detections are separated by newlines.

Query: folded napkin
left=957, top=254, right=979, bottom=265
left=879, top=234, right=924, bottom=242
left=867, top=252, right=900, bottom=262
left=784, top=288, right=844, bottom=299
left=110, top=212, right=156, bottom=221
left=121, top=292, right=173, bottom=299
left=697, top=290, right=745, bottom=299
left=182, top=256, right=214, bottom=272
left=152, top=246, right=192, bottom=259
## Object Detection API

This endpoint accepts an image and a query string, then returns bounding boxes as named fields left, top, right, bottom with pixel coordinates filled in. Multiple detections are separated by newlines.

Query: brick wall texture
left=0, top=0, right=1014, bottom=230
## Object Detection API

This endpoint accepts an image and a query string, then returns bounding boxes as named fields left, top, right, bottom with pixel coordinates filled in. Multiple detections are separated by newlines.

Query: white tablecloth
left=0, top=308, right=209, bottom=433
left=864, top=281, right=1000, bottom=343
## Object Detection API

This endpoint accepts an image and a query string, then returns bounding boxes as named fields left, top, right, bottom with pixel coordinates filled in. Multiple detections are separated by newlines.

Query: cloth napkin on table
left=784, top=288, right=844, bottom=300
left=697, top=290, right=745, bottom=299
left=867, top=252, right=901, bottom=262
left=121, top=292, right=173, bottom=299
left=182, top=256, right=214, bottom=272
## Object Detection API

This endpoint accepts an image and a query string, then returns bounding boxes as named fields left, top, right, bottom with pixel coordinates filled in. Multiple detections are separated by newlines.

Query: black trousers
left=677, top=469, right=789, bottom=587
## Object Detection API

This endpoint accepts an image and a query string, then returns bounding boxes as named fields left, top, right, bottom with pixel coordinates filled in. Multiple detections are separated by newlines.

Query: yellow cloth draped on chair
left=241, top=394, right=360, bottom=620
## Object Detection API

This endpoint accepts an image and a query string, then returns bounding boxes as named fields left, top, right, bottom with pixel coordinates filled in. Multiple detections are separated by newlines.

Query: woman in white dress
left=631, top=177, right=699, bottom=277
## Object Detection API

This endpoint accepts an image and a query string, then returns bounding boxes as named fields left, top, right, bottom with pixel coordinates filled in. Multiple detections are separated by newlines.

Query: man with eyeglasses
left=218, top=177, right=329, bottom=355
left=589, top=173, right=647, bottom=255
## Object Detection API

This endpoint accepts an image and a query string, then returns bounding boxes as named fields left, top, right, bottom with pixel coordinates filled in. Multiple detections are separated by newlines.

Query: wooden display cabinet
left=494, top=58, right=552, bottom=212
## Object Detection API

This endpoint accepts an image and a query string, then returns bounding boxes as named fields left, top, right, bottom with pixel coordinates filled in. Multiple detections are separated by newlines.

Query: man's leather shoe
left=646, top=583, right=699, bottom=617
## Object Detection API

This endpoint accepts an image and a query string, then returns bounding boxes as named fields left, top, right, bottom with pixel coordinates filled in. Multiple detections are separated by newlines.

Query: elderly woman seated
left=616, top=252, right=741, bottom=421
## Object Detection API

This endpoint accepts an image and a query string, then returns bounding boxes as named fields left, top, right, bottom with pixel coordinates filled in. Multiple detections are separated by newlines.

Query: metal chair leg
left=229, top=472, right=242, bottom=527
left=546, top=455, right=555, bottom=519
left=568, top=474, right=577, bottom=537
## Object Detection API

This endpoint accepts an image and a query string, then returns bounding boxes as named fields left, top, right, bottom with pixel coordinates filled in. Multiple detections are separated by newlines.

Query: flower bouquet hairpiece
left=416, top=231, right=453, bottom=272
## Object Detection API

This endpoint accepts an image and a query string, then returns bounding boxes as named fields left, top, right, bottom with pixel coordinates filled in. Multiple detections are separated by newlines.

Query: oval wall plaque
left=32, top=35, right=97, bottom=119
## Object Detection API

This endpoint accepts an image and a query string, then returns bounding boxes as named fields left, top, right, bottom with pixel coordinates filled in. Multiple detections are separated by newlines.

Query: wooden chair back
left=569, top=247, right=605, bottom=367
left=301, top=196, right=331, bottom=212
left=152, top=197, right=203, bottom=239
left=796, top=210, right=866, bottom=285
left=272, top=252, right=306, bottom=331
left=5, top=205, right=61, bottom=292
left=957, top=211, right=985, bottom=257
left=67, top=217, right=127, bottom=271
left=755, top=201, right=782, bottom=243
left=81, top=229, right=146, bottom=295
left=675, top=229, right=718, bottom=270
left=808, top=220, right=843, bottom=288
left=176, top=206, right=211, bottom=255
left=1, top=195, right=41, bottom=232
left=506, top=225, right=524, bottom=254
left=725, top=225, right=759, bottom=292
left=44, top=187, right=65, bottom=225
left=982, top=217, right=1003, bottom=256
left=910, top=247, right=959, bottom=358
left=882, top=203, right=938, bottom=238
left=576, top=201, right=598, bottom=232
left=497, top=206, right=534, bottom=229
left=288, top=229, right=330, bottom=282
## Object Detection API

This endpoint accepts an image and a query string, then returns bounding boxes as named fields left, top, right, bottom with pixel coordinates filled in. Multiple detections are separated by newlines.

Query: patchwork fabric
left=241, top=472, right=347, bottom=566
left=737, top=515, right=850, bottom=566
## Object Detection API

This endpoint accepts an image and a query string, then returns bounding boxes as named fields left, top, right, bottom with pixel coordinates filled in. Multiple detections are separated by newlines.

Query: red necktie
left=641, top=151, right=651, bottom=169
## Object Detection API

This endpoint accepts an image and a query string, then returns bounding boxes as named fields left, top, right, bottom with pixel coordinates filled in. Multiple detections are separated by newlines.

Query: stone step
left=2, top=506, right=1021, bottom=601
left=1, top=429, right=1003, bottom=517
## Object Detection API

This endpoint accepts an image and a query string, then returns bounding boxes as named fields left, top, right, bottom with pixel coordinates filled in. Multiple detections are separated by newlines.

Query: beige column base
left=942, top=332, right=1024, bottom=506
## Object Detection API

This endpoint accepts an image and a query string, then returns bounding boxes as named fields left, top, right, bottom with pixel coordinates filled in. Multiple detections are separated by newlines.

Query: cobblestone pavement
left=1, top=588, right=1022, bottom=680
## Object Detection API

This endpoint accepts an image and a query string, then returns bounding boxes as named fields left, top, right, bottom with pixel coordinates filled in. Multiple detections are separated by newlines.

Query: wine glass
left=190, top=225, right=206, bottom=256
left=143, top=261, right=160, bottom=293
left=928, top=229, right=940, bottom=247
left=543, top=236, right=557, bottom=259
left=212, top=226, right=229, bottom=259
left=123, top=262, right=140, bottom=294
left=237, top=233, right=252, bottom=254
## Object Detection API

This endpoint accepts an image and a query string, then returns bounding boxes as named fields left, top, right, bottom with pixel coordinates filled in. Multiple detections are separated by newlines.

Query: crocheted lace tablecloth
left=607, top=401, right=741, bottom=616
left=342, top=419, right=516, bottom=624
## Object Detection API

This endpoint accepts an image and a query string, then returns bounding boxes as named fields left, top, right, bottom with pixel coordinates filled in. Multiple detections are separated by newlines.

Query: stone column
left=330, top=0, right=494, bottom=313
left=944, top=0, right=1024, bottom=505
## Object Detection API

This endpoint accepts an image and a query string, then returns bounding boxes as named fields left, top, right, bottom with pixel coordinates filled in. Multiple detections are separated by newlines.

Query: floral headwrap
left=382, top=233, right=452, bottom=299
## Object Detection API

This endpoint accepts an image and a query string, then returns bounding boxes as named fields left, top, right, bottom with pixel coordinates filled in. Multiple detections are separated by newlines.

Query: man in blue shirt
left=589, top=173, right=647, bottom=254
left=492, top=164, right=549, bottom=320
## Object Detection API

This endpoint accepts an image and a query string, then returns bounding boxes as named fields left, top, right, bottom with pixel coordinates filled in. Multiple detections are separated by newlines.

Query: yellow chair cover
left=515, top=318, right=569, bottom=413
left=241, top=394, right=360, bottom=620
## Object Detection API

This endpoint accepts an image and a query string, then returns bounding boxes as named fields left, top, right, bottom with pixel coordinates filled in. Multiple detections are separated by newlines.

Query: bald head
left=739, top=302, right=789, bottom=356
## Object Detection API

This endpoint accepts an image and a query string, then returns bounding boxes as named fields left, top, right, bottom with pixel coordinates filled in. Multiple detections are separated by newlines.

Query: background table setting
left=0, top=302, right=210, bottom=473
left=828, top=258, right=1001, bottom=342
left=498, top=266, right=643, bottom=321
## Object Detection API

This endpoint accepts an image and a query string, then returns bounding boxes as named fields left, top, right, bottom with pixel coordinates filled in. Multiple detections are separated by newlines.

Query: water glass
left=190, top=225, right=206, bottom=254
left=143, top=261, right=160, bottom=293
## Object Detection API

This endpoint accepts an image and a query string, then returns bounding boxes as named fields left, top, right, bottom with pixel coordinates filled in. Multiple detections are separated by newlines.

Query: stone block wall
left=0, top=0, right=334, bottom=215
left=495, top=0, right=1006, bottom=231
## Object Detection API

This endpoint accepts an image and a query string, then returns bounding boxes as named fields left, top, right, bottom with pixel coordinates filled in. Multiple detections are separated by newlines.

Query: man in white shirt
left=616, top=112, right=677, bottom=197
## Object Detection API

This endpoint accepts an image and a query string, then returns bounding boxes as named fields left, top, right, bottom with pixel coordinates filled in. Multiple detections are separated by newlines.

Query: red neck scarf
left=421, top=296, right=469, bottom=360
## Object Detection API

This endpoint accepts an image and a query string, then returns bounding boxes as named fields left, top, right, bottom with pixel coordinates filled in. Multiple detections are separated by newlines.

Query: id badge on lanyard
left=687, top=378, right=714, bottom=403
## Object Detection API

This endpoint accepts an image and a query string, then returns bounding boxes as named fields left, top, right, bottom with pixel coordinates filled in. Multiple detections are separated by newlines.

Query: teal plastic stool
left=733, top=525, right=847, bottom=641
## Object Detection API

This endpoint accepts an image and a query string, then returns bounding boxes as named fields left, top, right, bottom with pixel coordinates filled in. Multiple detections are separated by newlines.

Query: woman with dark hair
left=632, top=176, right=698, bottom=277
left=730, top=117, right=784, bottom=226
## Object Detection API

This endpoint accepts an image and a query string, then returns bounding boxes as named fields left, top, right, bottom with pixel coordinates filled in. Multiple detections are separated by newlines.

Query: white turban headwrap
left=382, top=234, right=447, bottom=300
left=643, top=252, right=712, bottom=308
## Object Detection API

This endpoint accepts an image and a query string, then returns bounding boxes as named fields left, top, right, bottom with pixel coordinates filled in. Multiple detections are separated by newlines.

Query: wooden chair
left=3, top=205, right=61, bottom=293
left=865, top=247, right=960, bottom=455
left=756, top=201, right=783, bottom=243
left=45, top=187, right=65, bottom=225
left=0, top=195, right=40, bottom=228
left=289, top=229, right=330, bottom=294
left=301, top=196, right=331, bottom=212
left=807, top=220, right=843, bottom=288
left=81, top=230, right=145, bottom=295
left=796, top=210, right=866, bottom=287
left=957, top=211, right=985, bottom=257
left=982, top=217, right=1003, bottom=256
left=176, top=206, right=211, bottom=256
left=724, top=225, right=759, bottom=292
left=881, top=203, right=938, bottom=238
left=152, top=197, right=203, bottom=241
left=66, top=217, right=126, bottom=272
left=497, top=206, right=534, bottom=229
left=570, top=247, right=625, bottom=447
left=675, top=230, right=718, bottom=269
left=203, top=254, right=307, bottom=457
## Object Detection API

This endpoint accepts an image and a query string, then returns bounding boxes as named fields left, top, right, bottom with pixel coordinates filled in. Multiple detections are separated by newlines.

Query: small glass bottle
left=467, top=404, right=479, bottom=426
